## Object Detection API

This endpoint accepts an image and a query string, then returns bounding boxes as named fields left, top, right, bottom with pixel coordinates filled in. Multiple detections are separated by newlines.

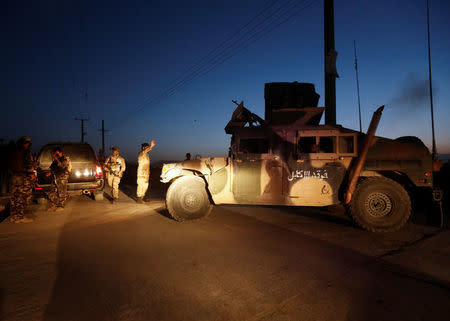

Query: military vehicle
left=160, top=82, right=440, bottom=232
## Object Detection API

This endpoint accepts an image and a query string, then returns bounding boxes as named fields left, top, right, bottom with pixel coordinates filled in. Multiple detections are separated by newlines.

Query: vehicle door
left=232, top=134, right=276, bottom=204
left=284, top=131, right=357, bottom=206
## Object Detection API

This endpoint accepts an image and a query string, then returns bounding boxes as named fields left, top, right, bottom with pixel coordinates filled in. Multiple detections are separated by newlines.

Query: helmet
left=18, top=136, right=31, bottom=144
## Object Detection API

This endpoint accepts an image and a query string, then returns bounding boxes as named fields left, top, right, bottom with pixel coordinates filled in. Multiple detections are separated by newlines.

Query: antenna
left=426, top=0, right=437, bottom=160
left=75, top=117, right=89, bottom=143
left=353, top=40, right=362, bottom=132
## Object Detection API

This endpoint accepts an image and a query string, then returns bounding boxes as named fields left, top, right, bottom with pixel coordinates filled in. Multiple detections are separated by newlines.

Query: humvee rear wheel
left=349, top=177, right=411, bottom=232
left=166, top=176, right=212, bottom=222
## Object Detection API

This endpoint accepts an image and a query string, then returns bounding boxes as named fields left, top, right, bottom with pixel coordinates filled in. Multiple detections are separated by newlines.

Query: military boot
left=47, top=204, right=57, bottom=211
left=136, top=197, right=144, bottom=204
left=13, top=217, right=34, bottom=223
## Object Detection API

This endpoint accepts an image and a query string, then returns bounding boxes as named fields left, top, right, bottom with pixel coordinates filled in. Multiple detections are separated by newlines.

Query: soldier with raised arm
left=136, top=140, right=155, bottom=204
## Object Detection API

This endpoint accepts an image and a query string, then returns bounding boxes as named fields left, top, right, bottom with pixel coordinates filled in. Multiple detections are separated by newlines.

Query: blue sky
left=2, top=0, right=449, bottom=162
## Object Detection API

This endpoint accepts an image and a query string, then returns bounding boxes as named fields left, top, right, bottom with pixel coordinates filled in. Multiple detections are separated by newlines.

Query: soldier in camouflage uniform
left=46, top=147, right=71, bottom=211
left=136, top=140, right=155, bottom=204
left=104, top=147, right=126, bottom=203
left=8, top=136, right=36, bottom=223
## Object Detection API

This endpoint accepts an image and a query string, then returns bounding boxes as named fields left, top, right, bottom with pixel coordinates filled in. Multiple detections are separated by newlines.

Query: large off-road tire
left=349, top=177, right=411, bottom=232
left=166, top=175, right=212, bottom=222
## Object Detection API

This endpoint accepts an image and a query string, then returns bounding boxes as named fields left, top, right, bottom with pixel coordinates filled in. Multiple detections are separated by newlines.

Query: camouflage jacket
left=9, top=147, right=36, bottom=176
left=104, top=155, right=126, bottom=176
left=137, top=149, right=151, bottom=177
left=50, top=155, right=71, bottom=180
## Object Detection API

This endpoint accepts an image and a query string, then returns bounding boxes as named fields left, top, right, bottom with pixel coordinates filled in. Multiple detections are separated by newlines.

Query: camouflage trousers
left=136, top=175, right=149, bottom=198
left=47, top=177, right=68, bottom=208
left=9, top=174, right=34, bottom=220
left=107, top=173, right=121, bottom=199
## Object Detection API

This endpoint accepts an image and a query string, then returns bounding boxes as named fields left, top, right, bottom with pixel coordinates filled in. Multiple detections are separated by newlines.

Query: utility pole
left=75, top=117, right=89, bottom=143
left=353, top=40, right=362, bottom=132
left=324, top=0, right=337, bottom=125
left=98, top=120, right=109, bottom=161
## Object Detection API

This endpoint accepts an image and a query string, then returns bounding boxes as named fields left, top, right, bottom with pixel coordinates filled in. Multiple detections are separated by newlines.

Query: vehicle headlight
left=162, top=163, right=176, bottom=173
left=161, top=163, right=181, bottom=182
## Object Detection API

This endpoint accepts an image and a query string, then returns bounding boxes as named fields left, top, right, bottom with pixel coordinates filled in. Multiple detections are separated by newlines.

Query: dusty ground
left=0, top=176, right=449, bottom=321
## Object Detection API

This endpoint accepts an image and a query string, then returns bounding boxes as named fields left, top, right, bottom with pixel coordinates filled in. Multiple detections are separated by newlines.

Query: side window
left=297, top=135, right=337, bottom=157
left=239, top=138, right=269, bottom=154
left=318, top=136, right=336, bottom=153
left=298, top=136, right=317, bottom=154
left=338, top=136, right=355, bottom=154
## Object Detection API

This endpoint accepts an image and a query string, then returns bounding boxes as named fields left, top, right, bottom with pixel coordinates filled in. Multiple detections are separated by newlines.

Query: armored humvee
left=161, top=82, right=438, bottom=232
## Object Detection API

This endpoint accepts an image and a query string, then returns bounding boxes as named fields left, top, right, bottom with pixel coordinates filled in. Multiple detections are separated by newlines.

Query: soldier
left=104, top=147, right=126, bottom=203
left=136, top=140, right=155, bottom=204
left=46, top=147, right=71, bottom=211
left=8, top=136, right=36, bottom=223
left=185, top=153, right=191, bottom=161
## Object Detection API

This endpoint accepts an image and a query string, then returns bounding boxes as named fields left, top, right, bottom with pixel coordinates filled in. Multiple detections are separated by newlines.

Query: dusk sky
left=3, top=0, right=449, bottom=163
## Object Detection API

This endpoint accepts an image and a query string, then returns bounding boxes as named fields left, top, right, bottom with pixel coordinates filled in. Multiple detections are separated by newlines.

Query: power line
left=157, top=0, right=304, bottom=101
left=129, top=0, right=289, bottom=114
left=161, top=0, right=318, bottom=101
left=163, top=0, right=282, bottom=92
left=118, top=0, right=318, bottom=125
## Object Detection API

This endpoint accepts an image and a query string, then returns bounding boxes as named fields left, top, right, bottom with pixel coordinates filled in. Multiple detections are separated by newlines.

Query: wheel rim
left=182, top=191, right=204, bottom=213
left=365, top=192, right=393, bottom=217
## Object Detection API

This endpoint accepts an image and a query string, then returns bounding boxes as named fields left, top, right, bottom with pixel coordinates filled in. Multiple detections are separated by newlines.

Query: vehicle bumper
left=34, top=179, right=105, bottom=197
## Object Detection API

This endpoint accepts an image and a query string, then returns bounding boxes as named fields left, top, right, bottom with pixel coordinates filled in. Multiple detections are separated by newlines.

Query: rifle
left=52, top=173, right=59, bottom=197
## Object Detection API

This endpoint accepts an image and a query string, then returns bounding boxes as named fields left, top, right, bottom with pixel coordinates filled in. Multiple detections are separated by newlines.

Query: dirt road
left=0, top=189, right=449, bottom=321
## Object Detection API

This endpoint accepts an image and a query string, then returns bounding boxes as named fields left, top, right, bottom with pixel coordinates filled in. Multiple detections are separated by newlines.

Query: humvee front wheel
left=349, top=177, right=411, bottom=232
left=166, top=176, right=212, bottom=221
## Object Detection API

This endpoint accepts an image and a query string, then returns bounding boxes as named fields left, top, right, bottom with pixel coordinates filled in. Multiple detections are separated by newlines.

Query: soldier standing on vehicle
left=8, top=136, right=36, bottom=223
left=185, top=153, right=191, bottom=161
left=104, top=147, right=126, bottom=203
left=136, top=140, right=155, bottom=204
left=46, top=147, right=71, bottom=211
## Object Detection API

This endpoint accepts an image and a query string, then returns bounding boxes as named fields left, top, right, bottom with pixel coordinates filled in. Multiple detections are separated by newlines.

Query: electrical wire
left=161, top=0, right=318, bottom=102
left=118, top=0, right=319, bottom=125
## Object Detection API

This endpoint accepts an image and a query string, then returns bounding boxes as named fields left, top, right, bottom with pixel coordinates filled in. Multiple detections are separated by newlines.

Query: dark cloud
left=390, top=73, right=438, bottom=109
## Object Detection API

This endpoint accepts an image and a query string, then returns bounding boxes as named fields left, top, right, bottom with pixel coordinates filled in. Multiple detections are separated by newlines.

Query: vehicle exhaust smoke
left=389, top=73, right=438, bottom=109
